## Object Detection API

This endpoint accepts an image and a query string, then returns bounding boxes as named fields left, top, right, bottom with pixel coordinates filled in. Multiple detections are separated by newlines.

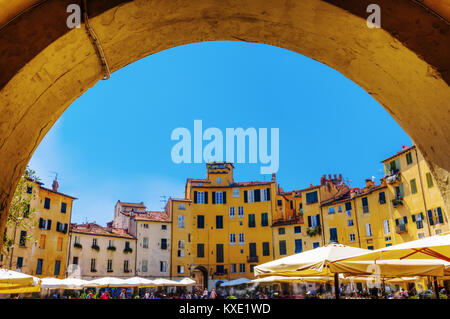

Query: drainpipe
left=352, top=198, right=362, bottom=248
left=415, top=149, right=432, bottom=237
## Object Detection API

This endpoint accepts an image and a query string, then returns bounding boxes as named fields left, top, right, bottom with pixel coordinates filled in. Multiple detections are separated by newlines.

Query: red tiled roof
left=117, top=201, right=146, bottom=208
left=39, top=186, right=78, bottom=200
left=71, top=223, right=135, bottom=239
left=121, top=211, right=170, bottom=222
left=381, top=145, right=416, bottom=163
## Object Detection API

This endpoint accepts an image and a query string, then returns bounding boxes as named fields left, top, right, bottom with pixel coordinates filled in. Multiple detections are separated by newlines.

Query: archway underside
left=0, top=0, right=449, bottom=245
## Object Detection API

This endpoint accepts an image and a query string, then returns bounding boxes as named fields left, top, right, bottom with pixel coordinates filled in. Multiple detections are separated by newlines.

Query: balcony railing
left=392, top=198, right=404, bottom=207
left=272, top=217, right=304, bottom=226
left=396, top=224, right=407, bottom=234
left=247, top=256, right=259, bottom=263
left=386, top=172, right=401, bottom=184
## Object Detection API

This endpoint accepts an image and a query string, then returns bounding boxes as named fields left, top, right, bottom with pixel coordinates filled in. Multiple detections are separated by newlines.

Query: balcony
left=396, top=224, right=407, bottom=234
left=247, top=256, right=259, bottom=263
left=386, top=172, right=401, bottom=184
left=272, top=216, right=304, bottom=227
left=392, top=198, right=404, bottom=207
left=306, top=225, right=321, bottom=237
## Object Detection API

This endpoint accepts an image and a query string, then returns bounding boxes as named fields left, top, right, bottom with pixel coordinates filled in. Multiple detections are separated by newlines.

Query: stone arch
left=0, top=0, right=449, bottom=245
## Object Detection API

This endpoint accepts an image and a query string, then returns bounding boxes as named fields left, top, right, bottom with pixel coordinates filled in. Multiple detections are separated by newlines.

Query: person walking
left=210, top=288, right=217, bottom=299
left=203, top=288, right=209, bottom=299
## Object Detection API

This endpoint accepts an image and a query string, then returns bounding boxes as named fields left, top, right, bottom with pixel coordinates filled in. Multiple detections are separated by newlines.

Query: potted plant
left=74, top=242, right=82, bottom=249
left=91, top=244, right=100, bottom=251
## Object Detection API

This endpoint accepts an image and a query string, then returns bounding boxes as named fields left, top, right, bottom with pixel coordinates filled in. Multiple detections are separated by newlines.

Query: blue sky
left=28, top=41, right=411, bottom=225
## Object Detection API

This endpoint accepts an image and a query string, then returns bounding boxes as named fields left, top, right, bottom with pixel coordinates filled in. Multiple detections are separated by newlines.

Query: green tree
left=2, top=167, right=40, bottom=254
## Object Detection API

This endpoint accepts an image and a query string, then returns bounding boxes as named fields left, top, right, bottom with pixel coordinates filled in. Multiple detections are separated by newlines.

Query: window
left=362, top=197, right=369, bottom=213
left=39, top=234, right=46, bottom=249
left=19, top=231, right=27, bottom=247
left=197, top=244, right=205, bottom=257
left=262, top=242, right=270, bottom=256
left=248, top=214, right=256, bottom=228
left=215, top=191, right=224, bottom=204
left=261, top=213, right=268, bottom=226
left=278, top=228, right=285, bottom=235
left=178, top=203, right=185, bottom=210
left=57, top=237, right=63, bottom=251
left=365, top=224, right=372, bottom=237
left=279, top=240, right=287, bottom=255
left=72, top=256, right=78, bottom=265
left=230, top=264, right=237, bottom=273
left=368, top=246, right=374, bottom=250
left=307, top=214, right=321, bottom=228
left=217, top=177, right=221, bottom=183
left=17, top=257, right=23, bottom=268
left=383, top=220, right=390, bottom=234
left=338, top=205, right=342, bottom=213
left=143, top=223, right=149, bottom=229
left=90, top=259, right=96, bottom=272
left=44, top=197, right=51, bottom=209
left=74, top=236, right=80, bottom=245
left=177, top=265, right=184, bottom=274
left=107, top=259, right=113, bottom=272
left=216, top=215, right=223, bottom=229
left=143, top=237, right=149, bottom=249
left=249, top=264, right=256, bottom=273
left=230, top=234, right=236, bottom=245
left=195, top=191, right=205, bottom=204
left=328, top=207, right=335, bottom=214
left=294, top=226, right=301, bottom=233
left=229, top=207, right=235, bottom=218
left=345, top=202, right=352, bottom=211
left=294, top=239, right=303, bottom=253
left=426, top=172, right=434, bottom=188
left=306, top=191, right=318, bottom=204
left=141, top=260, right=148, bottom=273
left=161, top=225, right=167, bottom=230
left=159, top=261, right=167, bottom=272
left=178, top=215, right=185, bottom=228
left=348, top=219, right=354, bottom=226
left=239, top=263, right=246, bottom=273
left=238, top=206, right=244, bottom=218
left=161, top=238, right=168, bottom=250
left=61, top=202, right=67, bottom=213
left=124, top=260, right=130, bottom=272
left=410, top=179, right=417, bottom=194
left=232, top=188, right=240, bottom=198
left=349, top=234, right=356, bottom=242
left=26, top=186, right=33, bottom=194
left=197, top=215, right=205, bottom=229
left=415, top=213, right=424, bottom=229
left=238, top=233, right=245, bottom=245
left=216, top=244, right=224, bottom=263
left=36, top=259, right=43, bottom=275
left=92, top=238, right=98, bottom=246
left=329, top=228, right=338, bottom=243
left=262, top=188, right=270, bottom=201
left=379, top=192, right=386, bottom=204
left=125, top=241, right=131, bottom=250
left=178, top=240, right=185, bottom=249
left=313, top=242, right=320, bottom=249
left=406, top=152, right=413, bottom=165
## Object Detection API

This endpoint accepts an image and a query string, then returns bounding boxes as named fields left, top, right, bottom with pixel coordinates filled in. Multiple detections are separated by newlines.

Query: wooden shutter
left=437, top=207, right=444, bottom=224
left=403, top=216, right=408, bottom=224
left=46, top=219, right=52, bottom=230
left=266, top=188, right=271, bottom=201
left=427, top=210, right=434, bottom=225
left=222, top=191, right=226, bottom=204
left=204, top=192, right=208, bottom=204
left=244, top=190, right=248, bottom=203
left=212, top=192, right=216, bottom=204
left=307, top=216, right=312, bottom=227
left=254, top=189, right=261, bottom=202
left=193, top=191, right=198, bottom=204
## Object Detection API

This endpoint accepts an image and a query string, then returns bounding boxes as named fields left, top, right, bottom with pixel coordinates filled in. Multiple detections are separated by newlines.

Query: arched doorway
left=0, top=0, right=449, bottom=243
left=192, top=266, right=208, bottom=291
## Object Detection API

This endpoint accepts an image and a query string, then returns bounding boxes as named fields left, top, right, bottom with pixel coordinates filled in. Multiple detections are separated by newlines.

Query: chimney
left=350, top=189, right=358, bottom=199
left=365, top=178, right=375, bottom=189
left=52, top=177, right=59, bottom=192
left=271, top=173, right=276, bottom=182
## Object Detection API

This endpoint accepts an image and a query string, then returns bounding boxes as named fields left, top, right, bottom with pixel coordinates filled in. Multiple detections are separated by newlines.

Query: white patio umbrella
left=84, top=277, right=129, bottom=288
left=60, top=277, right=91, bottom=289
left=41, top=277, right=66, bottom=289
left=220, top=278, right=251, bottom=287
left=175, top=278, right=196, bottom=286
left=254, top=244, right=370, bottom=277
left=122, top=277, right=155, bottom=287
left=332, top=233, right=450, bottom=262
left=152, top=278, right=180, bottom=286
left=250, top=275, right=335, bottom=284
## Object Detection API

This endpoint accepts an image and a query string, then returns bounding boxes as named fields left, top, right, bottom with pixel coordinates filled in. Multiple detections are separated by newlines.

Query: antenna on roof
left=344, top=178, right=352, bottom=188
left=160, top=195, right=168, bottom=210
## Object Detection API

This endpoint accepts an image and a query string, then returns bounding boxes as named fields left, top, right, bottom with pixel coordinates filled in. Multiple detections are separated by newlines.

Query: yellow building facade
left=169, top=162, right=277, bottom=288
left=170, top=147, right=448, bottom=289
left=1, top=179, right=76, bottom=278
